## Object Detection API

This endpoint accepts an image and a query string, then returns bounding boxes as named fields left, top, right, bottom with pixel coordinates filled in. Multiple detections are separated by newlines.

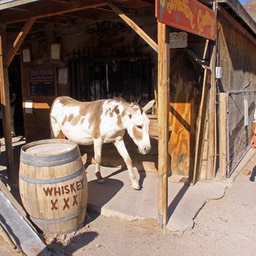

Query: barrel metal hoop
left=30, top=206, right=86, bottom=224
left=20, top=149, right=80, bottom=167
left=19, top=167, right=85, bottom=184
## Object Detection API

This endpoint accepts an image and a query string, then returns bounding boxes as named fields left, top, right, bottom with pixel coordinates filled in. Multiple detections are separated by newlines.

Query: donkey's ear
left=142, top=99, right=155, bottom=113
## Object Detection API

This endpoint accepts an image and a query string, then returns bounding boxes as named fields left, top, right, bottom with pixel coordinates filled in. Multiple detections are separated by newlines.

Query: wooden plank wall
left=199, top=8, right=256, bottom=180
left=168, top=51, right=203, bottom=182
left=218, top=9, right=256, bottom=92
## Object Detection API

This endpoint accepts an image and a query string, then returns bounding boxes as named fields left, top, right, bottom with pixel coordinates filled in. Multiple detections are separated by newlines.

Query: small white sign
left=244, top=98, right=248, bottom=126
left=170, top=32, right=188, bottom=49
left=22, top=48, right=31, bottom=62
left=58, top=68, right=68, bottom=85
left=51, top=44, right=61, bottom=60
left=25, top=100, right=33, bottom=114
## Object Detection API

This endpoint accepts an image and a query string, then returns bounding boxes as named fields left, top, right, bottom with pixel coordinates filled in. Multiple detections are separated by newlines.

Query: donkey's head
left=125, top=100, right=155, bottom=155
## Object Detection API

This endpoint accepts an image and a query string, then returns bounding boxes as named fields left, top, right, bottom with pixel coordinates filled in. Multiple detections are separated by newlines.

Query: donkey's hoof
left=131, top=181, right=140, bottom=190
left=97, top=179, right=106, bottom=184
left=95, top=172, right=105, bottom=184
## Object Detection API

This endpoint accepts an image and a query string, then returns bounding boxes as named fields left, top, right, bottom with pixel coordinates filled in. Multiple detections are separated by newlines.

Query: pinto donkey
left=50, top=96, right=155, bottom=190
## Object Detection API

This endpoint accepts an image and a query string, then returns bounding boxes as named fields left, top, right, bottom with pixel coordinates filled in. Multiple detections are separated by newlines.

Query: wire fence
left=226, top=90, right=256, bottom=177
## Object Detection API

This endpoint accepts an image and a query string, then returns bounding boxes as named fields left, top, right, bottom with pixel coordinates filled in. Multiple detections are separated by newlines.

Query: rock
left=242, top=169, right=252, bottom=176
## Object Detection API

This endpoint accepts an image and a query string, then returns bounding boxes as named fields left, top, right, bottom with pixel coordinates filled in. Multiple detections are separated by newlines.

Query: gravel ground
left=44, top=168, right=256, bottom=256
left=1, top=153, right=256, bottom=256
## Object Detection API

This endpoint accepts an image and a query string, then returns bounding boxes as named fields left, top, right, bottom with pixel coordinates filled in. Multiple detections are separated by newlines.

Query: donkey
left=50, top=96, right=155, bottom=190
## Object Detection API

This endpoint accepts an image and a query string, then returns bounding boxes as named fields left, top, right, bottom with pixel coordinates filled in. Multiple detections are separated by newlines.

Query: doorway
left=8, top=54, right=24, bottom=136
left=69, top=46, right=153, bottom=105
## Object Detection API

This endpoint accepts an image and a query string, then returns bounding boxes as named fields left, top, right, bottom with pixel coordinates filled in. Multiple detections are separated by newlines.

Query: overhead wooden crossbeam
left=108, top=2, right=158, bottom=53
left=4, top=17, right=36, bottom=67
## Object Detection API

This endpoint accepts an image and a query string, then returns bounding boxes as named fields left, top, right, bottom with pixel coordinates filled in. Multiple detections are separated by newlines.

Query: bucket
left=19, top=139, right=88, bottom=234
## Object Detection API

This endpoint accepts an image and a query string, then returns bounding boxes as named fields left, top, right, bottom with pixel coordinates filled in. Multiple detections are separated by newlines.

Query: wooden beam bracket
left=108, top=2, right=158, bottom=53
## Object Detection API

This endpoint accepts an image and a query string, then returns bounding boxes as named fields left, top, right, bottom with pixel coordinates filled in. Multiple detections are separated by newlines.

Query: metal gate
left=69, top=46, right=153, bottom=105
left=226, top=90, right=256, bottom=177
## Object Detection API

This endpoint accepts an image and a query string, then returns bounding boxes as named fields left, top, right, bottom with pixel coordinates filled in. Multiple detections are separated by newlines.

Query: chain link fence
left=226, top=90, right=256, bottom=177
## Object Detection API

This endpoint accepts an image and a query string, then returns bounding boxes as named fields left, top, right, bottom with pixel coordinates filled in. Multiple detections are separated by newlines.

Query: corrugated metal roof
left=0, top=0, right=255, bottom=38
left=0, top=0, right=39, bottom=10
left=217, top=0, right=256, bottom=37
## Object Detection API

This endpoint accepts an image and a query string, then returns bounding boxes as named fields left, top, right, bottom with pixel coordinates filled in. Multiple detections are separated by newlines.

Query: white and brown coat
left=50, top=96, right=155, bottom=189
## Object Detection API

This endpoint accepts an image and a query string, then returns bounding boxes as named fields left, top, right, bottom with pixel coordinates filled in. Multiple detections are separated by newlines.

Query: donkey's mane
left=113, top=97, right=142, bottom=113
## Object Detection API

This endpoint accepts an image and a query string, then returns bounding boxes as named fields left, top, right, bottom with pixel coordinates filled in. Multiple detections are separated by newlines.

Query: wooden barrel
left=19, top=139, right=88, bottom=234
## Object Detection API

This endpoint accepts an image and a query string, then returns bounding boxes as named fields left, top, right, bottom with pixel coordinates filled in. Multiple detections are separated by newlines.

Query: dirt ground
left=1, top=158, right=256, bottom=256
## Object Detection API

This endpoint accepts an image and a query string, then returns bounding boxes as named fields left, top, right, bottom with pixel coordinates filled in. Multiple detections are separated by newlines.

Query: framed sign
left=30, top=67, right=56, bottom=96
left=58, top=68, right=68, bottom=84
left=244, top=98, right=248, bottom=127
left=22, top=48, right=31, bottom=62
left=51, top=43, right=61, bottom=60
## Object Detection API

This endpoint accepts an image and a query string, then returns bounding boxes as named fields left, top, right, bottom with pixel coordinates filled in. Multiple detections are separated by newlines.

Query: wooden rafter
left=108, top=2, right=158, bottom=53
left=4, top=17, right=36, bottom=67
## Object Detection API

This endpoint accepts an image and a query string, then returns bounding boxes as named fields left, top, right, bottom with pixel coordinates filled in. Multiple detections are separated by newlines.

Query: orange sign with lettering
left=156, top=0, right=216, bottom=41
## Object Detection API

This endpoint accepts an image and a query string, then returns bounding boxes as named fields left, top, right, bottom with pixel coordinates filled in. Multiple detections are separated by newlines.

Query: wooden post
left=157, top=22, right=170, bottom=229
left=0, top=25, right=15, bottom=183
left=0, top=19, right=35, bottom=184
left=192, top=39, right=210, bottom=183
left=206, top=45, right=217, bottom=179
left=192, top=68, right=209, bottom=183
left=218, top=93, right=227, bottom=178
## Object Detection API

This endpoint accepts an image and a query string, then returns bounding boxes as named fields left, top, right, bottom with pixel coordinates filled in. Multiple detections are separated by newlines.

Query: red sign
left=156, top=0, right=216, bottom=41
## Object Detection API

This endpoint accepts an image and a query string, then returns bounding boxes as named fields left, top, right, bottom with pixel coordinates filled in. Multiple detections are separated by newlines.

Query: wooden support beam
left=157, top=22, right=169, bottom=229
left=0, top=26, right=15, bottom=183
left=193, top=68, right=209, bottom=183
left=206, top=45, right=217, bottom=179
left=192, top=39, right=210, bottom=183
left=218, top=93, right=227, bottom=178
left=4, top=18, right=36, bottom=67
left=0, top=18, right=34, bottom=184
left=108, top=2, right=158, bottom=53
left=0, top=18, right=35, bottom=184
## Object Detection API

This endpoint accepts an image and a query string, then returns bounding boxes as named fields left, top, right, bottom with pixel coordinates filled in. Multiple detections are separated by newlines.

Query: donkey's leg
left=50, top=115, right=60, bottom=138
left=114, top=139, right=139, bottom=190
left=93, top=138, right=105, bottom=183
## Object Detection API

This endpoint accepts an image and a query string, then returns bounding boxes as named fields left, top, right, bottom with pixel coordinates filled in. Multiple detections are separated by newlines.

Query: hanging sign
left=156, top=0, right=216, bottom=41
